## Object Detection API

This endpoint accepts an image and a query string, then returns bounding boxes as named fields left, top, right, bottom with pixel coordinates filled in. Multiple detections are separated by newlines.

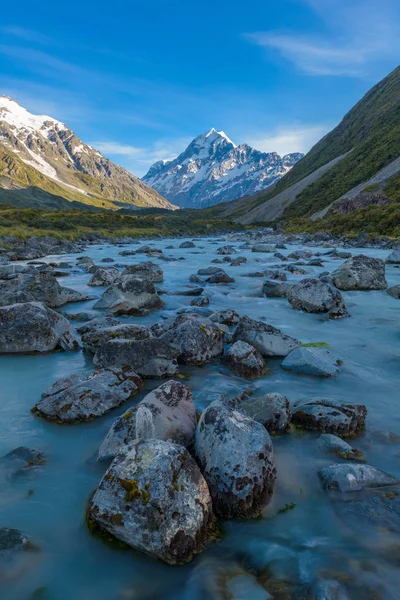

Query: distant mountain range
left=214, top=65, right=400, bottom=227
left=0, top=96, right=175, bottom=210
left=142, top=128, right=303, bottom=208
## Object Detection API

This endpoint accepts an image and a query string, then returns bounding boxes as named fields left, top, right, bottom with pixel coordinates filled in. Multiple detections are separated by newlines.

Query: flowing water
left=1, top=235, right=399, bottom=599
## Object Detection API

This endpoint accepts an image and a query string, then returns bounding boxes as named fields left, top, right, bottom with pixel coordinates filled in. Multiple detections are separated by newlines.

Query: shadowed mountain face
left=142, top=128, right=303, bottom=208
left=0, top=96, right=176, bottom=211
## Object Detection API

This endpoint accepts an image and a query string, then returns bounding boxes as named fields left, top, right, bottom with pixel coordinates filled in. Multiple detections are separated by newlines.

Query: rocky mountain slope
left=142, top=128, right=303, bottom=208
left=0, top=96, right=175, bottom=210
left=215, top=66, right=400, bottom=226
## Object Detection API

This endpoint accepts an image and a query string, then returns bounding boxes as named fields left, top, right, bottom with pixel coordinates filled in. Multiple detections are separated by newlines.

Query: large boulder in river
left=233, top=315, right=300, bottom=357
left=158, top=313, right=224, bottom=365
left=262, top=280, right=293, bottom=298
left=76, top=315, right=120, bottom=335
left=225, top=341, right=265, bottom=380
left=385, top=250, right=400, bottom=264
left=88, top=439, right=215, bottom=565
left=98, top=380, right=196, bottom=460
left=121, top=261, right=163, bottom=282
left=0, top=302, right=79, bottom=353
left=93, top=275, right=164, bottom=315
left=93, top=337, right=179, bottom=378
left=287, top=278, right=349, bottom=318
left=0, top=272, right=87, bottom=308
left=195, top=401, right=276, bottom=519
left=87, top=267, right=120, bottom=286
left=332, top=255, right=387, bottom=290
left=292, top=399, right=367, bottom=436
left=82, top=324, right=152, bottom=353
left=318, top=463, right=398, bottom=492
left=32, top=368, right=142, bottom=423
left=281, top=347, right=341, bottom=377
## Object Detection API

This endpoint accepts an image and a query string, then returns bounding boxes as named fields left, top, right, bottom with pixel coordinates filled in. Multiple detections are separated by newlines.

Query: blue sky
left=1, top=0, right=399, bottom=176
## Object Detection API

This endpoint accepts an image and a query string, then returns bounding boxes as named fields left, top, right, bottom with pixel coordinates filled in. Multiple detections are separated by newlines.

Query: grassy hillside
left=0, top=204, right=244, bottom=241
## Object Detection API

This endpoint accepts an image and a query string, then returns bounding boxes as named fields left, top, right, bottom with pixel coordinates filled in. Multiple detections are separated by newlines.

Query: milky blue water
left=1, top=236, right=399, bottom=599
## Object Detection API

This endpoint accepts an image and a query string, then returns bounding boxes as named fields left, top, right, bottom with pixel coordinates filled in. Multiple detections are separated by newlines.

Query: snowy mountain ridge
left=142, top=128, right=303, bottom=208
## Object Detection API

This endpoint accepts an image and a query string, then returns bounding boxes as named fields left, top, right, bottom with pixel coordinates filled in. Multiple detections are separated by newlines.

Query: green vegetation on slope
left=0, top=205, right=244, bottom=241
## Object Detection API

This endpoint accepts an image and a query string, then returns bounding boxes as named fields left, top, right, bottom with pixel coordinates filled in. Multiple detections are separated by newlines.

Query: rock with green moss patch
left=89, top=439, right=215, bottom=565
left=287, top=278, right=349, bottom=319
left=292, top=399, right=366, bottom=436
left=82, top=323, right=152, bottom=353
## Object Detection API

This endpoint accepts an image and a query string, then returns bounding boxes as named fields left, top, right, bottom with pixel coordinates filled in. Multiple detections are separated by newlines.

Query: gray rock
left=87, top=267, right=120, bottom=286
left=288, top=249, right=312, bottom=260
left=251, top=244, right=275, bottom=253
left=196, top=401, right=276, bottom=519
left=76, top=315, right=120, bottom=334
left=159, top=313, right=224, bottom=365
left=387, top=284, right=400, bottom=299
left=190, top=296, right=210, bottom=307
left=76, top=256, right=95, bottom=271
left=121, top=261, right=163, bottom=282
left=287, top=278, right=349, bottom=318
left=318, top=463, right=398, bottom=492
left=386, top=250, right=400, bottom=264
left=225, top=341, right=265, bottom=380
left=180, top=241, right=196, bottom=248
left=312, top=580, right=346, bottom=600
left=335, top=491, right=400, bottom=535
left=173, top=287, right=204, bottom=296
left=231, top=256, right=247, bottom=266
left=0, top=272, right=88, bottom=308
left=281, top=348, right=341, bottom=377
left=292, top=399, right=367, bottom=436
left=332, top=255, right=387, bottom=290
left=0, top=447, right=45, bottom=477
left=198, top=266, right=223, bottom=276
left=93, top=275, right=164, bottom=315
left=189, top=274, right=202, bottom=283
left=82, top=324, right=152, bottom=353
left=100, top=257, right=115, bottom=263
left=98, top=380, right=196, bottom=460
left=206, top=271, right=235, bottom=284
left=217, top=245, right=236, bottom=255
left=88, top=439, right=215, bottom=564
left=237, top=392, right=291, bottom=433
left=0, top=528, right=32, bottom=578
left=233, top=315, right=300, bottom=357
left=0, top=302, right=79, bottom=353
left=318, top=434, right=365, bottom=461
left=93, top=337, right=179, bottom=378
left=0, top=264, right=30, bottom=279
left=262, top=280, right=293, bottom=298
left=33, top=368, right=142, bottom=423
left=209, top=309, right=240, bottom=325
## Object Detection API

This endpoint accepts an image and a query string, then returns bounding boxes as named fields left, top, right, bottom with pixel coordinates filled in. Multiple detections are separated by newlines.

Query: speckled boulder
left=158, top=313, right=224, bottom=365
left=93, top=275, right=164, bottom=315
left=0, top=302, right=79, bottom=353
left=33, top=368, right=142, bottom=423
left=196, top=401, right=276, bottom=519
left=318, top=434, right=365, bottom=461
left=0, top=272, right=88, bottom=308
left=93, top=337, right=179, bottom=378
left=237, top=392, right=291, bottom=433
left=87, top=267, right=120, bottom=286
left=82, top=324, right=152, bottom=353
left=287, top=278, right=349, bottom=319
left=292, top=399, right=367, bottom=437
left=233, top=315, right=300, bottom=357
left=121, top=261, right=163, bottom=282
left=88, top=439, right=215, bottom=564
left=225, top=341, right=265, bottom=380
left=332, top=255, right=387, bottom=290
left=281, top=347, right=341, bottom=377
left=97, top=380, right=196, bottom=460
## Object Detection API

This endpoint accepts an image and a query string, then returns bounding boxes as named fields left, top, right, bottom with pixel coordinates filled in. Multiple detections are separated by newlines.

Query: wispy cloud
left=248, top=124, right=331, bottom=155
left=90, top=136, right=192, bottom=176
left=1, top=26, right=52, bottom=45
left=245, top=0, right=400, bottom=76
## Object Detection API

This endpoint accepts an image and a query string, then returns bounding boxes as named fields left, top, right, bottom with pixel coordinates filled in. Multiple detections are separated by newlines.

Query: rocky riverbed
left=0, top=230, right=399, bottom=599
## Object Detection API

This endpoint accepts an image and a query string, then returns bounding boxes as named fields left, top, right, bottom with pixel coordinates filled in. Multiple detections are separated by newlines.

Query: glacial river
left=1, top=234, right=399, bottom=599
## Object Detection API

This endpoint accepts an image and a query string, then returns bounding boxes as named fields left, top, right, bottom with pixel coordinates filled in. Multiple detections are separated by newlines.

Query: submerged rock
left=97, top=380, right=196, bottom=460
left=158, top=313, right=224, bottom=365
left=0, top=302, right=79, bottom=353
left=87, top=267, right=120, bottom=286
left=387, top=284, right=400, bottom=299
left=93, top=276, right=164, bottom=315
left=0, top=447, right=45, bottom=477
left=292, top=399, right=366, bottom=436
left=89, top=439, right=215, bottom=564
left=332, top=255, right=387, bottom=290
left=287, top=278, right=349, bottom=319
left=33, top=368, right=142, bottom=423
left=93, top=337, right=179, bottom=378
left=82, top=324, right=151, bottom=353
left=318, top=434, right=365, bottom=461
left=121, top=261, right=163, bottom=282
left=225, top=341, right=266, bottom=380
left=196, top=401, right=276, bottom=519
left=233, top=315, right=300, bottom=357
left=237, top=392, right=291, bottom=433
left=281, top=347, right=341, bottom=377
left=0, top=527, right=32, bottom=578
left=318, top=463, right=398, bottom=492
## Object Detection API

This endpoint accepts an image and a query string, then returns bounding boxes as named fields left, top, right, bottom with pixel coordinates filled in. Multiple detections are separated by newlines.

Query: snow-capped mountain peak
left=0, top=96, right=67, bottom=138
left=142, top=129, right=303, bottom=208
